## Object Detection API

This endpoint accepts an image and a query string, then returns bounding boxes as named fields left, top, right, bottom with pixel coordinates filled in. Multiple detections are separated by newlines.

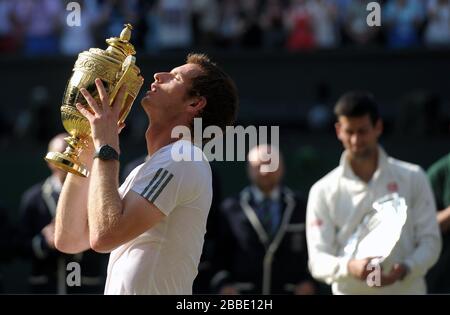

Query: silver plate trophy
left=343, top=193, right=408, bottom=265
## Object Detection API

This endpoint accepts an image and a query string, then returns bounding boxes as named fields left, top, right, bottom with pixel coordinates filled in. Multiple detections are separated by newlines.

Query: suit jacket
left=17, top=177, right=109, bottom=294
left=211, top=186, right=313, bottom=294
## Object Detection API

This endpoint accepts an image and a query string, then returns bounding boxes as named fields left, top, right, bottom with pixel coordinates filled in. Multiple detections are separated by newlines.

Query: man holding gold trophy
left=306, top=91, right=441, bottom=294
left=50, top=24, right=239, bottom=294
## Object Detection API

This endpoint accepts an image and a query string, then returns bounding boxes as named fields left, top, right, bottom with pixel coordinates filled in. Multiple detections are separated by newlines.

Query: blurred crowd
left=0, top=0, right=449, bottom=57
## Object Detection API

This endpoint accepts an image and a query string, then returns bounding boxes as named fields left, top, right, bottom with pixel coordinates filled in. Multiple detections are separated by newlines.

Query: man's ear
left=375, top=119, right=383, bottom=137
left=335, top=122, right=341, bottom=140
left=187, top=96, right=207, bottom=115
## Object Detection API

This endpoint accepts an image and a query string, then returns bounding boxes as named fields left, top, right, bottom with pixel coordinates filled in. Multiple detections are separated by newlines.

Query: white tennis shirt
left=104, top=140, right=212, bottom=294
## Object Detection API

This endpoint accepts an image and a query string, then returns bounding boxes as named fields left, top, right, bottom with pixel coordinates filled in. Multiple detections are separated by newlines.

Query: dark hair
left=334, top=91, right=380, bottom=125
left=186, top=53, right=239, bottom=134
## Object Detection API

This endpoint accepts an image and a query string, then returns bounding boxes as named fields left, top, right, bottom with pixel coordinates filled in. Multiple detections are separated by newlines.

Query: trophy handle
left=109, top=55, right=136, bottom=123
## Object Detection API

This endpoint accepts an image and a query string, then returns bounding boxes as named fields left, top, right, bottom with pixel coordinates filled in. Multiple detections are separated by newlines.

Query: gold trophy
left=45, top=24, right=144, bottom=177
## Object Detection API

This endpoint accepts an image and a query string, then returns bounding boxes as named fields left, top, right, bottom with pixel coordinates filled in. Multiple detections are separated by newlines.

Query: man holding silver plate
left=306, top=91, right=441, bottom=294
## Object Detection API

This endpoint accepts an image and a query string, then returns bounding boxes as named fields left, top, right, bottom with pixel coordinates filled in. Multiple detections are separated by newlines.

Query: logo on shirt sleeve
left=309, top=218, right=323, bottom=228
left=387, top=182, right=398, bottom=193
left=141, top=168, right=174, bottom=202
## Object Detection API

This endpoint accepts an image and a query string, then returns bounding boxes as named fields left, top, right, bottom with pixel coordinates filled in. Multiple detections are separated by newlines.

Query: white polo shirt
left=306, top=146, right=441, bottom=294
left=104, top=140, right=212, bottom=295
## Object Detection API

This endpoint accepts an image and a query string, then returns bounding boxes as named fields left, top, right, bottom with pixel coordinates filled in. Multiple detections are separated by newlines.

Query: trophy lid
left=105, top=24, right=136, bottom=58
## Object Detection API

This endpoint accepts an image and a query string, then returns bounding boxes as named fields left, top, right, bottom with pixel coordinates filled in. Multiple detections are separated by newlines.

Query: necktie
left=259, top=198, right=274, bottom=236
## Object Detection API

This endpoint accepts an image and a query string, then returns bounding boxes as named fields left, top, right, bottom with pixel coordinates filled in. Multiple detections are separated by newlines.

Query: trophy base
left=45, top=152, right=89, bottom=177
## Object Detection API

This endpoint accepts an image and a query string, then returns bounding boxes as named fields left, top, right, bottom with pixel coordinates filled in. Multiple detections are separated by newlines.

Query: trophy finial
left=120, top=24, right=133, bottom=42
left=105, top=23, right=136, bottom=57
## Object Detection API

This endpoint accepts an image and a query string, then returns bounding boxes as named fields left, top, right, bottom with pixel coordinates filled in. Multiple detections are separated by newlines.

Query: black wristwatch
left=94, top=144, right=120, bottom=161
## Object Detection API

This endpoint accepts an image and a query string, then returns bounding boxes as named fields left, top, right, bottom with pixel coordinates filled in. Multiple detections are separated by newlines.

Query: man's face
left=247, top=147, right=284, bottom=193
left=141, top=63, right=203, bottom=120
left=335, top=115, right=382, bottom=160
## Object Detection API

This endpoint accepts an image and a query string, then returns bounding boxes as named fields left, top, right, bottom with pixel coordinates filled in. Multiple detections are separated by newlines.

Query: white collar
left=148, top=139, right=194, bottom=158
left=340, top=145, right=388, bottom=183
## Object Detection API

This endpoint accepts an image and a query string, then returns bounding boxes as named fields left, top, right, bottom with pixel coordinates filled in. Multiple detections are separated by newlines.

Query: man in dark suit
left=17, top=133, right=109, bottom=294
left=211, top=144, right=316, bottom=295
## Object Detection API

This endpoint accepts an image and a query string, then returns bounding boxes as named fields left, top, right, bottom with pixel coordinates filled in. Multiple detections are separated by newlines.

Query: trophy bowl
left=45, top=24, right=144, bottom=177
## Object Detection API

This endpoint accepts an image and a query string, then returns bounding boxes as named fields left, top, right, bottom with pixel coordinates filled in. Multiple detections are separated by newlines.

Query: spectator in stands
left=216, top=0, right=245, bottom=49
left=11, top=0, right=63, bottom=56
left=142, top=0, right=160, bottom=53
left=285, top=0, right=316, bottom=51
left=155, top=0, right=193, bottom=51
left=308, top=0, right=339, bottom=49
left=384, top=0, right=423, bottom=48
left=260, top=0, right=287, bottom=49
left=424, top=0, right=450, bottom=47
left=0, top=0, right=19, bottom=54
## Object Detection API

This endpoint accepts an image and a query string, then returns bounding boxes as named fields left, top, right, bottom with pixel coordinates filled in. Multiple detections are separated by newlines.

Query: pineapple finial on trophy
left=106, top=24, right=136, bottom=58
left=120, top=24, right=133, bottom=41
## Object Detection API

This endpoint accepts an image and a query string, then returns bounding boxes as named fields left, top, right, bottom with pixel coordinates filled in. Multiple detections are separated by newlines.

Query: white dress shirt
left=306, top=146, right=441, bottom=294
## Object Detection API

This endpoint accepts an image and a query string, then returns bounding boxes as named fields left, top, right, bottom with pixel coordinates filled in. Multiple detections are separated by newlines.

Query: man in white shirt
left=306, top=91, right=441, bottom=294
left=54, top=53, right=239, bottom=294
